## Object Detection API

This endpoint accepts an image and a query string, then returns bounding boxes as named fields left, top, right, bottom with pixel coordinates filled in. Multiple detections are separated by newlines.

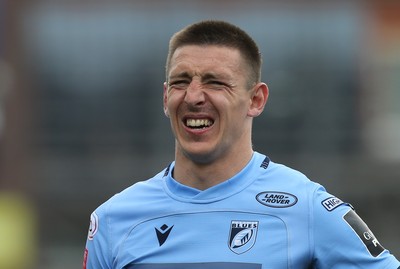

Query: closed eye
left=209, top=80, right=225, bottom=85
left=168, top=80, right=190, bottom=89
left=206, top=80, right=230, bottom=90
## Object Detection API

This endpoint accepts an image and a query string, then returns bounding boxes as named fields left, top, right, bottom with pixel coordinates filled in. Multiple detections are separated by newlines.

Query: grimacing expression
left=164, top=45, right=264, bottom=164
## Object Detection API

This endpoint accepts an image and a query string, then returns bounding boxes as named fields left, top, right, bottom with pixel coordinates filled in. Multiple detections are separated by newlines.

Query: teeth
left=186, top=119, right=213, bottom=128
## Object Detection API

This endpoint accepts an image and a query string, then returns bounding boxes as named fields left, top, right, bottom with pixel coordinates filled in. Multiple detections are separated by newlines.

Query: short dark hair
left=166, top=20, right=262, bottom=87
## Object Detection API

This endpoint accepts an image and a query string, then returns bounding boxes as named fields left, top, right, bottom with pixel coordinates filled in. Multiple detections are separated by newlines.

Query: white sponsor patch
left=322, top=197, right=344, bottom=211
left=88, top=212, right=99, bottom=240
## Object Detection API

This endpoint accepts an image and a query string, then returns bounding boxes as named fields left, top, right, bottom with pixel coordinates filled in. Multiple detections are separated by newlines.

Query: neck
left=173, top=147, right=254, bottom=190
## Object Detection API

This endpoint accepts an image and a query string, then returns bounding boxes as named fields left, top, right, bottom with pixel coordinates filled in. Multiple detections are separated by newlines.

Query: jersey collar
left=163, top=152, right=269, bottom=203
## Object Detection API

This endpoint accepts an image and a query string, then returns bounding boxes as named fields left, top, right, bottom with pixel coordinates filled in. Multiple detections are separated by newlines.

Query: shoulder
left=268, top=161, right=309, bottom=179
left=84, top=167, right=171, bottom=263
left=86, top=167, right=169, bottom=248
left=252, top=154, right=325, bottom=209
left=265, top=158, right=320, bottom=191
left=267, top=162, right=345, bottom=210
left=93, top=167, right=169, bottom=220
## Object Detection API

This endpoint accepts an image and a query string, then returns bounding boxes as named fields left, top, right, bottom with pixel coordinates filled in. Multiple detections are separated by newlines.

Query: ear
left=163, top=82, right=169, bottom=117
left=247, top=83, right=269, bottom=117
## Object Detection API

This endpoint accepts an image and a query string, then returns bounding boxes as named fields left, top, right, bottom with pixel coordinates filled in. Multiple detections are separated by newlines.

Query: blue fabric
left=84, top=152, right=400, bottom=269
left=123, top=262, right=261, bottom=269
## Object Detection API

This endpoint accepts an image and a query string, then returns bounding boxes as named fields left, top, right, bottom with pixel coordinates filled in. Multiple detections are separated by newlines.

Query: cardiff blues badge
left=228, top=220, right=258, bottom=254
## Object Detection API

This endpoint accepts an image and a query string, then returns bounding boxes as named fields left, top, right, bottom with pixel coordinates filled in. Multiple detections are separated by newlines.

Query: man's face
left=164, top=45, right=257, bottom=164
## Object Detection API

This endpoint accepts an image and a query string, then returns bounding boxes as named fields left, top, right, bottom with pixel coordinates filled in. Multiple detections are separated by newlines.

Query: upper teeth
left=186, top=119, right=213, bottom=127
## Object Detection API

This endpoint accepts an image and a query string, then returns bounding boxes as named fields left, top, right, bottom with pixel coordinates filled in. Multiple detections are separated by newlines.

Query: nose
left=184, top=81, right=205, bottom=106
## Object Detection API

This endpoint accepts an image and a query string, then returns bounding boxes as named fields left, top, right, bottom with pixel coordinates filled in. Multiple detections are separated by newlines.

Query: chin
left=184, top=146, right=230, bottom=165
left=182, top=149, right=217, bottom=164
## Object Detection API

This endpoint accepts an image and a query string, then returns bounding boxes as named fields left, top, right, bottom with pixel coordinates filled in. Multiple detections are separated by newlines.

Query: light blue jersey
left=83, top=152, right=399, bottom=269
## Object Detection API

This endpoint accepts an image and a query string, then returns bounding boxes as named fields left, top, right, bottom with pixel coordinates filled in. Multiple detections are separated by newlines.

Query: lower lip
left=184, top=125, right=213, bottom=135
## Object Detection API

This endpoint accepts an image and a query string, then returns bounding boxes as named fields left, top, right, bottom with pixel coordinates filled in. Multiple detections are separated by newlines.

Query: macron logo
left=155, top=224, right=174, bottom=246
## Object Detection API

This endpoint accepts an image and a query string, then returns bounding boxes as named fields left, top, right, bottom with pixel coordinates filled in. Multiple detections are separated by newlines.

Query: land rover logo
left=256, top=191, right=298, bottom=208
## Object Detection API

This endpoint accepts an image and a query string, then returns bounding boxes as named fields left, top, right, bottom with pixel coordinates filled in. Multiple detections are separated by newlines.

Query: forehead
left=168, top=45, right=245, bottom=77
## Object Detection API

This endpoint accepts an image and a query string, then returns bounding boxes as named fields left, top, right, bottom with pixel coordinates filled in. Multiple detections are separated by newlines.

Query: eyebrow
left=202, top=73, right=221, bottom=81
left=169, top=71, right=229, bottom=82
left=168, top=72, right=192, bottom=81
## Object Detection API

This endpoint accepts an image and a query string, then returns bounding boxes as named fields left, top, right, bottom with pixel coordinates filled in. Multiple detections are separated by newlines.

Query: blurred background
left=0, top=0, right=399, bottom=268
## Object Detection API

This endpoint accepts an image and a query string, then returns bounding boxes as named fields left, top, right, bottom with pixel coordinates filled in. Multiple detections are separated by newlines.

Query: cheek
left=225, top=99, right=251, bottom=128
left=165, top=91, right=184, bottom=117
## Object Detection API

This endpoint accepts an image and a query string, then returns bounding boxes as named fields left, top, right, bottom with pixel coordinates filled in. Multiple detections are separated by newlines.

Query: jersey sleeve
left=311, top=185, right=400, bottom=269
left=83, top=204, right=112, bottom=269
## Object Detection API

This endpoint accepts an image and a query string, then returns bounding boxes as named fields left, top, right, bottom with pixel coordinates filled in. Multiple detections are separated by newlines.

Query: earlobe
left=248, top=83, right=269, bottom=117
left=163, top=82, right=169, bottom=118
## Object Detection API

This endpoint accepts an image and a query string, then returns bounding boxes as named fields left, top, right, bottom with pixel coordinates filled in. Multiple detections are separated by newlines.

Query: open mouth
left=185, top=118, right=214, bottom=129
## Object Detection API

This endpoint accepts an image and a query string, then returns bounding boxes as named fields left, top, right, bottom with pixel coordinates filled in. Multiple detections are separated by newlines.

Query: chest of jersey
left=115, top=209, right=309, bottom=269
